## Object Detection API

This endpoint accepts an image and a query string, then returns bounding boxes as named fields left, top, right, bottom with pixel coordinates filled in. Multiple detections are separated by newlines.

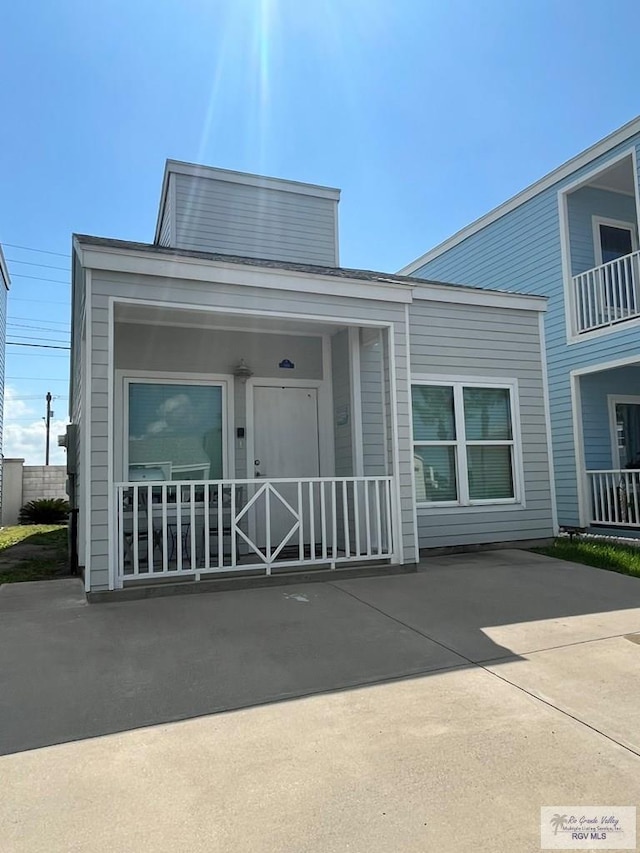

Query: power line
left=7, top=258, right=69, bottom=272
left=9, top=324, right=70, bottom=334
left=7, top=376, right=68, bottom=381
left=2, top=243, right=69, bottom=257
left=10, top=297, right=69, bottom=306
left=9, top=273, right=70, bottom=285
left=7, top=341, right=70, bottom=350
left=8, top=334, right=70, bottom=343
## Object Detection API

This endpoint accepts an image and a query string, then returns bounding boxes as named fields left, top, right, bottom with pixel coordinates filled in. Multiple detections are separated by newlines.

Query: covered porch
left=576, top=360, right=640, bottom=530
left=111, top=302, right=400, bottom=587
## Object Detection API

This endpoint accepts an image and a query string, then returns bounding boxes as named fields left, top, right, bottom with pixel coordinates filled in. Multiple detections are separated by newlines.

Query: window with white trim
left=412, top=381, right=519, bottom=506
left=125, top=379, right=226, bottom=482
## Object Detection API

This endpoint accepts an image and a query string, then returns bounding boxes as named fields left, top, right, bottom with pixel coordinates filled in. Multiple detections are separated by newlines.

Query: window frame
left=117, top=370, right=234, bottom=483
left=411, top=376, right=524, bottom=509
left=592, top=216, right=638, bottom=267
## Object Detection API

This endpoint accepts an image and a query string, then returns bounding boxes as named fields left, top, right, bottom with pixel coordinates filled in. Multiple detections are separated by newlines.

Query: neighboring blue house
left=401, top=116, right=640, bottom=534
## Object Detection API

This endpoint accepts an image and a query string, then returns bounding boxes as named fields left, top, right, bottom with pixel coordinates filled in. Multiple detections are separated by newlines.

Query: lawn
left=0, top=525, right=69, bottom=584
left=534, top=537, right=640, bottom=578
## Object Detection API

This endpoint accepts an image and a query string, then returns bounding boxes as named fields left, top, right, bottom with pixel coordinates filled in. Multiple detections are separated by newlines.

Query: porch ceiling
left=114, top=302, right=346, bottom=336
left=589, top=155, right=635, bottom=196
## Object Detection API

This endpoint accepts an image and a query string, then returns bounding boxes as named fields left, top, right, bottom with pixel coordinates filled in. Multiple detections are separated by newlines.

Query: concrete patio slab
left=486, top=634, right=640, bottom=754
left=335, top=549, right=640, bottom=661
left=2, top=666, right=639, bottom=853
left=0, top=577, right=465, bottom=756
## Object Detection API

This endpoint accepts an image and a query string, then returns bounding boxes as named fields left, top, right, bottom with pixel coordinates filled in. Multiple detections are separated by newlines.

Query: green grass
left=534, top=537, right=640, bottom=578
left=0, top=525, right=67, bottom=551
left=0, top=525, right=69, bottom=583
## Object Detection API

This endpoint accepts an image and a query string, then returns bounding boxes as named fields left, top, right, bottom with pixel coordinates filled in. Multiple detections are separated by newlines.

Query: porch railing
left=115, top=476, right=395, bottom=586
left=573, top=251, right=640, bottom=334
left=587, top=469, right=640, bottom=527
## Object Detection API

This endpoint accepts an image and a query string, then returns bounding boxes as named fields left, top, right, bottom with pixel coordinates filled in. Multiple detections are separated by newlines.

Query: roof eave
left=399, top=113, right=640, bottom=275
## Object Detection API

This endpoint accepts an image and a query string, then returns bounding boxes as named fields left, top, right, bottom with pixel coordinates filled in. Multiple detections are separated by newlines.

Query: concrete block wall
left=2, top=459, right=67, bottom=526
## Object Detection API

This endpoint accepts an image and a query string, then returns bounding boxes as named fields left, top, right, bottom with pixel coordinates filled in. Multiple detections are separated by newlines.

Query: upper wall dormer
left=154, top=160, right=341, bottom=266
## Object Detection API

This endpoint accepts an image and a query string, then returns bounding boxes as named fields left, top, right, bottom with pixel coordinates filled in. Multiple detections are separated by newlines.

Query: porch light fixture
left=233, top=358, right=253, bottom=383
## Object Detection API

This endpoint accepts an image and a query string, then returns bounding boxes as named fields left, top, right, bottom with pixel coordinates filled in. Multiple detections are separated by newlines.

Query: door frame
left=246, top=377, right=334, bottom=479
left=592, top=216, right=638, bottom=266
left=608, top=393, right=640, bottom=469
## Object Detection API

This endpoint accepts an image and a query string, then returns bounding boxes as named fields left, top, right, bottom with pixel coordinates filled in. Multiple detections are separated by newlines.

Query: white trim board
left=400, top=123, right=640, bottom=274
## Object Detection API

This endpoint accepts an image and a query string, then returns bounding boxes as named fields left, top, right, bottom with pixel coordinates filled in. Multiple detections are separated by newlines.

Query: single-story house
left=69, top=160, right=556, bottom=594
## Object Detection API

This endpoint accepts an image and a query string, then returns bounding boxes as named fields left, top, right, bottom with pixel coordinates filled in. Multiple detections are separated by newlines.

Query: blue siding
left=580, top=366, right=640, bottom=470
left=415, top=135, right=640, bottom=527
left=567, top=187, right=637, bottom=275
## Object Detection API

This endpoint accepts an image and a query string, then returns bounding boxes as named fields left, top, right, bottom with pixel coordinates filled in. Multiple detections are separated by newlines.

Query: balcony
left=573, top=251, right=640, bottom=335
left=587, top=469, right=640, bottom=527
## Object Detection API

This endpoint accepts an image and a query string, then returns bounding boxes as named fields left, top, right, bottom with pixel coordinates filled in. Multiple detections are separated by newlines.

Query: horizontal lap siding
left=332, top=331, right=352, bottom=476
left=360, top=332, right=387, bottom=476
left=409, top=301, right=554, bottom=548
left=416, top=135, right=640, bottom=527
left=87, top=272, right=415, bottom=589
left=158, top=175, right=173, bottom=247
left=174, top=174, right=337, bottom=266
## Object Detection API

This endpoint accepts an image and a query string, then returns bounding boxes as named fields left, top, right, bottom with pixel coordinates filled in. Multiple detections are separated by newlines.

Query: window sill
left=416, top=500, right=525, bottom=514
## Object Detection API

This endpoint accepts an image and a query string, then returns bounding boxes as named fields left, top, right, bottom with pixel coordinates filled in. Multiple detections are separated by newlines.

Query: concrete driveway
left=1, top=549, right=640, bottom=851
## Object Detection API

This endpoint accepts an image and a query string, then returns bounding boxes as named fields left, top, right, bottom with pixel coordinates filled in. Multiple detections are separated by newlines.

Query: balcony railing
left=587, top=470, right=640, bottom=527
left=115, top=476, right=395, bottom=586
left=573, top=251, right=640, bottom=334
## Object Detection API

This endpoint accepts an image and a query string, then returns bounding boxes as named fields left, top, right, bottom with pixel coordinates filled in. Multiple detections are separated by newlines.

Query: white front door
left=252, top=385, right=321, bottom=551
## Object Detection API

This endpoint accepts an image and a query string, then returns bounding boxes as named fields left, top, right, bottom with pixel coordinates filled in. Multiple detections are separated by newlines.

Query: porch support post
left=387, top=323, right=404, bottom=565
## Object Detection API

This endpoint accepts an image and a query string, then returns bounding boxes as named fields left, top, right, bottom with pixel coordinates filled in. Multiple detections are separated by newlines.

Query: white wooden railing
left=587, top=470, right=640, bottom=527
left=115, top=476, right=395, bottom=585
left=573, top=251, right=640, bottom=334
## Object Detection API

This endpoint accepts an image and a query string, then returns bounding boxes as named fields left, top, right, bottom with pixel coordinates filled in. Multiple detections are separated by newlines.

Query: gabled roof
left=399, top=114, right=640, bottom=275
left=0, top=245, right=10, bottom=291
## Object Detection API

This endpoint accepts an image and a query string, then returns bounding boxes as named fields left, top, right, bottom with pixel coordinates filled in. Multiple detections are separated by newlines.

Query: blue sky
left=2, top=0, right=640, bottom=462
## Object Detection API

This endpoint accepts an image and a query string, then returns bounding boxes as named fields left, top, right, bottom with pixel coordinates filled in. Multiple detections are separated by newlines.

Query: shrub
left=19, top=498, right=70, bottom=525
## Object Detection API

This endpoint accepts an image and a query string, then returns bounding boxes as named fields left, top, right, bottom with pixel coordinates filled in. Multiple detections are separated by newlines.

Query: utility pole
left=45, top=392, right=53, bottom=466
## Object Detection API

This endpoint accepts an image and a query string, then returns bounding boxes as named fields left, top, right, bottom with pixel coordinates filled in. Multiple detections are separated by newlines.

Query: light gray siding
left=331, top=330, right=352, bottom=476
left=360, top=330, right=387, bottom=476
left=157, top=175, right=173, bottom=247
left=172, top=173, right=338, bottom=265
left=409, top=300, right=554, bottom=549
left=86, top=270, right=416, bottom=589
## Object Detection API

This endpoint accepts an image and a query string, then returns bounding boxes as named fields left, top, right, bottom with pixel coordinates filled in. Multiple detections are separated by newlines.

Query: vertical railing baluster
left=353, top=480, right=361, bottom=557
left=384, top=479, right=392, bottom=555
left=217, top=483, right=223, bottom=568
left=309, top=481, right=315, bottom=561
left=632, top=471, right=639, bottom=525
left=147, top=484, right=153, bottom=573
left=176, top=484, right=182, bottom=573
left=231, top=484, right=237, bottom=568
left=342, top=480, right=350, bottom=558
left=132, top=484, right=139, bottom=575
left=204, top=483, right=210, bottom=570
left=375, top=478, right=382, bottom=555
left=162, top=485, right=168, bottom=572
left=190, top=483, right=196, bottom=572
left=331, top=480, right=337, bottom=562
left=265, top=483, right=271, bottom=565
left=117, top=487, right=124, bottom=581
left=364, top=480, right=371, bottom=557
left=604, top=473, right=613, bottom=523
left=298, top=480, right=304, bottom=561
left=320, top=481, right=327, bottom=560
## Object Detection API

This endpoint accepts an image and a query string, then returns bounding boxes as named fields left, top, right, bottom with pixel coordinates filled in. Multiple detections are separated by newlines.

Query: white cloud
left=4, top=387, right=69, bottom=466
